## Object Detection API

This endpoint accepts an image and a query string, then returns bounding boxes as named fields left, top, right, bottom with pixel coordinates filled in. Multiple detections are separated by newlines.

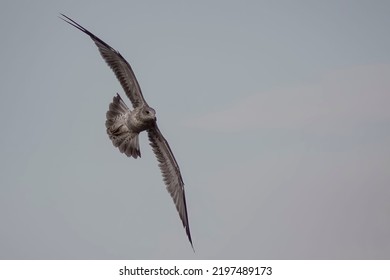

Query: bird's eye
left=145, top=110, right=150, bottom=114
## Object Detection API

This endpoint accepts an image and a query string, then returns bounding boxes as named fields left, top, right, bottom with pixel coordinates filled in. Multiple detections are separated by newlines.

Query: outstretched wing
left=60, top=14, right=147, bottom=108
left=147, top=125, right=194, bottom=250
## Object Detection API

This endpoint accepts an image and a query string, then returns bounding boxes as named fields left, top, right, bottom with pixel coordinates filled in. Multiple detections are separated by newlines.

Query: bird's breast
left=128, top=109, right=153, bottom=133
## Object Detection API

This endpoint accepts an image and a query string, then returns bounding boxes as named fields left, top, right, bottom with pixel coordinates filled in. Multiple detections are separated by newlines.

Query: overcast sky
left=1, top=0, right=389, bottom=259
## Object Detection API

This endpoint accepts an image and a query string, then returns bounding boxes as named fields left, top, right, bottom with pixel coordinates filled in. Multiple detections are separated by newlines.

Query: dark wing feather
left=147, top=125, right=194, bottom=250
left=60, top=14, right=147, bottom=108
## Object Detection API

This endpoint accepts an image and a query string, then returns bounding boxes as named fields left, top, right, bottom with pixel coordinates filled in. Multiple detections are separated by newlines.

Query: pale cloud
left=185, top=64, right=390, bottom=134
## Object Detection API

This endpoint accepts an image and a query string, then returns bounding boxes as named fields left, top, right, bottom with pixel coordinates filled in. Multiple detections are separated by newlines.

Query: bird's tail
left=106, top=94, right=141, bottom=158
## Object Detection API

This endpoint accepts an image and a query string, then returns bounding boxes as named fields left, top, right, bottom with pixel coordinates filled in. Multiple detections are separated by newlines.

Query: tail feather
left=118, top=134, right=140, bottom=158
left=106, top=93, right=129, bottom=120
left=106, top=94, right=141, bottom=158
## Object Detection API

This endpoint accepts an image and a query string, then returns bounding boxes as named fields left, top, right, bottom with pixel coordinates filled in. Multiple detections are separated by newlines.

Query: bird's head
left=142, top=106, right=157, bottom=122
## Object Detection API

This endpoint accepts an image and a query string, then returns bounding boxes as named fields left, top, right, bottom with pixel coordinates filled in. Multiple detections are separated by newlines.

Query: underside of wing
left=147, top=125, right=194, bottom=249
left=60, top=14, right=147, bottom=108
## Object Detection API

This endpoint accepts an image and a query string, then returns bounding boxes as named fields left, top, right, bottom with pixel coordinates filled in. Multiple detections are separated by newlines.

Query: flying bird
left=60, top=14, right=194, bottom=250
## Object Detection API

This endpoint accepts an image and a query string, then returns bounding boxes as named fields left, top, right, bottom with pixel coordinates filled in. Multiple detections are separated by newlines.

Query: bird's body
left=106, top=94, right=156, bottom=158
left=61, top=14, right=194, bottom=250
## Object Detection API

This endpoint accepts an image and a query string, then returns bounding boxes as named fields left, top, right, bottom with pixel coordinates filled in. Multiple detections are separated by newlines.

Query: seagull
left=60, top=14, right=194, bottom=250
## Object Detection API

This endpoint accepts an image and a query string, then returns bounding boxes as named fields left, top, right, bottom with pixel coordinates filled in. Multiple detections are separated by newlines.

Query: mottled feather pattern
left=106, top=95, right=141, bottom=158
left=61, top=14, right=194, bottom=250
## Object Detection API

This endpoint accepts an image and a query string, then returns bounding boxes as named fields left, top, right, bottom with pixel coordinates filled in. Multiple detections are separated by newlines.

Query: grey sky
left=1, top=0, right=389, bottom=259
